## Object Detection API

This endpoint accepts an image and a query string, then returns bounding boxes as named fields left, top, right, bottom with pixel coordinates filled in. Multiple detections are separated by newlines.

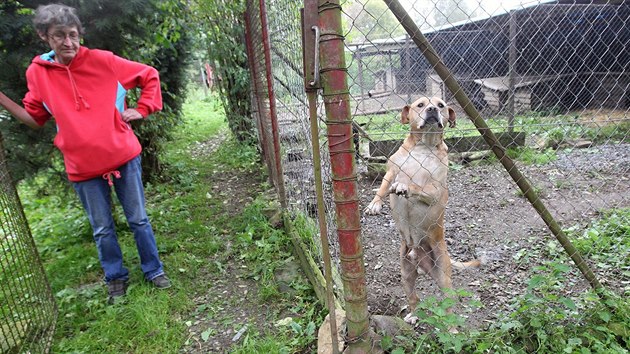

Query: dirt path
left=179, top=133, right=272, bottom=353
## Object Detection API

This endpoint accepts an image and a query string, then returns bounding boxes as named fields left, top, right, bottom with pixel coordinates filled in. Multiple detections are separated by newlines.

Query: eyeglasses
left=48, top=31, right=81, bottom=42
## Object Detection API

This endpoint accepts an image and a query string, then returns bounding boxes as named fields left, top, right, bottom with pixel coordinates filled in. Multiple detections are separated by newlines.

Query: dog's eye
left=438, top=103, right=444, bottom=108
left=418, top=103, right=424, bottom=107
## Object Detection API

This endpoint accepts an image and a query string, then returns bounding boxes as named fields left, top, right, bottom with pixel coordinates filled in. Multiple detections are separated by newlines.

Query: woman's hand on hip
left=121, top=108, right=143, bottom=122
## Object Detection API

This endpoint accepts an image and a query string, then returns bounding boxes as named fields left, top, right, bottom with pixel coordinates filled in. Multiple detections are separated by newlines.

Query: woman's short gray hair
left=33, top=4, right=83, bottom=35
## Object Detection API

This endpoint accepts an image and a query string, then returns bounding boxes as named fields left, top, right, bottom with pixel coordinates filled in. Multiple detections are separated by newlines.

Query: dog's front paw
left=390, top=181, right=409, bottom=197
left=403, top=313, right=419, bottom=325
left=364, top=200, right=383, bottom=215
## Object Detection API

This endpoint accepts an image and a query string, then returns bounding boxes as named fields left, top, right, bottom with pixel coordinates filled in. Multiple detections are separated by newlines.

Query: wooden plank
left=368, top=131, right=526, bottom=157
left=284, top=213, right=344, bottom=310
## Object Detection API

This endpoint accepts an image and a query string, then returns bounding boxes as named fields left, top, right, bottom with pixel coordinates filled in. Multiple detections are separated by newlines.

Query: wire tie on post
left=332, top=176, right=358, bottom=183
left=339, top=252, right=364, bottom=262
left=321, top=90, right=351, bottom=97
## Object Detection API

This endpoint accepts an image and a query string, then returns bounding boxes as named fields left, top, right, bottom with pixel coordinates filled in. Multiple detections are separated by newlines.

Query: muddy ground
left=357, top=143, right=629, bottom=328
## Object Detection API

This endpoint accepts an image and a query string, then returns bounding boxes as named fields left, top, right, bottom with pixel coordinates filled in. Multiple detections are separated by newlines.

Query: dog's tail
left=451, top=258, right=482, bottom=270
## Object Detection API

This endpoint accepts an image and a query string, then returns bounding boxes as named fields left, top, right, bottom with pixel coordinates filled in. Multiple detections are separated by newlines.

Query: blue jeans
left=73, top=156, right=164, bottom=283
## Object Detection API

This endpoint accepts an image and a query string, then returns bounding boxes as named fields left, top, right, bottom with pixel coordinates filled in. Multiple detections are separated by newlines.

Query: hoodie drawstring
left=64, top=66, right=90, bottom=110
left=102, top=170, right=121, bottom=187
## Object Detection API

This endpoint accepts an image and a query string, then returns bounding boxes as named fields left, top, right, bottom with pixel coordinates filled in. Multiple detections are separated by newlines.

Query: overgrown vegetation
left=190, top=0, right=256, bottom=144
left=20, top=90, right=321, bottom=353
left=391, top=274, right=630, bottom=353
left=567, top=208, right=630, bottom=286
left=356, top=110, right=629, bottom=142
left=378, top=208, right=629, bottom=353
left=14, top=89, right=629, bottom=352
left=356, top=110, right=629, bottom=168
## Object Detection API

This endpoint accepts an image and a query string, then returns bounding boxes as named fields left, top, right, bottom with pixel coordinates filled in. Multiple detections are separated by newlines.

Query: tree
left=191, top=0, right=255, bottom=144
left=0, top=0, right=191, bottom=183
left=344, top=0, right=407, bottom=44
left=407, top=0, right=480, bottom=29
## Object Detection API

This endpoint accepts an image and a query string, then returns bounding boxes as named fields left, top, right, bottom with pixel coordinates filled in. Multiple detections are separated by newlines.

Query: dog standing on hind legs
left=364, top=97, right=480, bottom=325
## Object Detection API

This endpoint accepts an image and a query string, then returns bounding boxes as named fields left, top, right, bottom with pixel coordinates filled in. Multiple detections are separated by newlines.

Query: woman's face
left=40, top=25, right=81, bottom=65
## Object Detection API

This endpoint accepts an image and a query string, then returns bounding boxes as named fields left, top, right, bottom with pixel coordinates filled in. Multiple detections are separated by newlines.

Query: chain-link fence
left=0, top=135, right=57, bottom=353
left=350, top=0, right=628, bottom=324
left=245, top=0, right=340, bottom=282
left=246, top=0, right=629, bottom=351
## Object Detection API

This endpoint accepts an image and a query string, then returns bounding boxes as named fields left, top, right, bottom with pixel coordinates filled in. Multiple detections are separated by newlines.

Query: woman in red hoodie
left=0, top=4, right=170, bottom=303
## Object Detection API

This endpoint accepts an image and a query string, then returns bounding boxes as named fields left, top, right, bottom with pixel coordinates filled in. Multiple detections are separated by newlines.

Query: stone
left=317, top=309, right=346, bottom=354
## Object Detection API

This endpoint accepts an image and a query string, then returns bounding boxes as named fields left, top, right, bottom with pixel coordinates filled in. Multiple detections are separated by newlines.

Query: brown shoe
left=107, top=279, right=129, bottom=304
left=150, top=274, right=171, bottom=289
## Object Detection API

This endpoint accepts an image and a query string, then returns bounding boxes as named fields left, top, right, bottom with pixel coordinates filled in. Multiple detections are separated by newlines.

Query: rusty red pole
left=317, top=1, right=371, bottom=351
left=259, top=0, right=288, bottom=208
left=244, top=7, right=271, bottom=175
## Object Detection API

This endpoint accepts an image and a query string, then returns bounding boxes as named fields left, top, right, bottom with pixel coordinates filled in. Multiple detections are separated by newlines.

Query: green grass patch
left=401, top=271, right=630, bottom=353
left=356, top=110, right=628, bottom=167
left=19, top=88, right=322, bottom=353
left=567, top=208, right=630, bottom=272
left=398, top=209, right=630, bottom=353
left=226, top=199, right=324, bottom=352
left=354, top=112, right=518, bottom=141
left=505, top=146, right=558, bottom=165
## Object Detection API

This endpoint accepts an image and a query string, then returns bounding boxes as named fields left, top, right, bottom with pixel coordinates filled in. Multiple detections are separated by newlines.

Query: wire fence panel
left=245, top=0, right=344, bottom=299
left=0, top=136, right=57, bottom=353
left=347, top=0, right=628, bottom=337
left=247, top=0, right=629, bottom=349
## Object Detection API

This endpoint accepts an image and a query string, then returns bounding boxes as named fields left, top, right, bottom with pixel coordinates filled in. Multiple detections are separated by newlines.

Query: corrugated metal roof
left=347, top=0, right=557, bottom=52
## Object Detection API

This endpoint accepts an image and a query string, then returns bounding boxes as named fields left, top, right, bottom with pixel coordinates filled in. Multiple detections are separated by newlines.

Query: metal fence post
left=317, top=0, right=371, bottom=352
left=253, top=0, right=287, bottom=209
left=258, top=0, right=288, bottom=209
left=244, top=8, right=271, bottom=176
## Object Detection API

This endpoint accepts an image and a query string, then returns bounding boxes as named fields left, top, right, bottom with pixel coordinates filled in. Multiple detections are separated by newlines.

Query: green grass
left=356, top=110, right=629, bottom=166
left=355, top=110, right=629, bottom=141
left=567, top=208, right=630, bottom=276
left=16, top=89, right=628, bottom=353
left=19, top=88, right=322, bottom=353
left=354, top=111, right=514, bottom=140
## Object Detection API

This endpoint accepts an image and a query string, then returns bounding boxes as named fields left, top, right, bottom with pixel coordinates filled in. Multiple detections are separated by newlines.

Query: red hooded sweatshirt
left=22, top=46, right=162, bottom=182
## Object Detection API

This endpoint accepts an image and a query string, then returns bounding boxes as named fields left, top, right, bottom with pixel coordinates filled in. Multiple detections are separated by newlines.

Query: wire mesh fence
left=0, top=135, right=57, bottom=353
left=245, top=0, right=340, bottom=281
left=349, top=0, right=629, bottom=326
left=246, top=0, right=629, bottom=350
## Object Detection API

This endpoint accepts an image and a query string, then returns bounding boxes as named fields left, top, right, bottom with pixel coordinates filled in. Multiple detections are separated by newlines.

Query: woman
left=0, top=3, right=171, bottom=303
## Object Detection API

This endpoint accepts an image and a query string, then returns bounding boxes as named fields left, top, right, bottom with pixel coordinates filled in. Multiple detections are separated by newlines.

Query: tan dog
left=364, top=97, right=479, bottom=323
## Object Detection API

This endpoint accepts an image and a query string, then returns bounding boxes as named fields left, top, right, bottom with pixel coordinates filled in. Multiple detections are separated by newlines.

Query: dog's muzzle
left=422, top=113, right=443, bottom=129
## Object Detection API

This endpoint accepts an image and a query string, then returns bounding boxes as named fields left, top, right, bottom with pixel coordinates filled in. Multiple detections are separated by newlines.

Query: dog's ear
left=401, top=105, right=411, bottom=124
left=448, top=107, right=456, bottom=128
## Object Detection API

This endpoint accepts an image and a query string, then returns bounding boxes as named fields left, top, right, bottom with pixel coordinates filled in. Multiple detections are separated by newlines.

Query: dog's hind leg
left=429, top=240, right=453, bottom=292
left=428, top=240, right=461, bottom=333
left=400, top=240, right=420, bottom=321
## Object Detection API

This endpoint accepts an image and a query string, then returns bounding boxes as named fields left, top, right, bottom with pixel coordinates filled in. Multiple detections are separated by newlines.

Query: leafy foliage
left=405, top=208, right=630, bottom=353
left=567, top=208, right=630, bottom=284
left=343, top=0, right=406, bottom=43
left=190, top=0, right=255, bottom=144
